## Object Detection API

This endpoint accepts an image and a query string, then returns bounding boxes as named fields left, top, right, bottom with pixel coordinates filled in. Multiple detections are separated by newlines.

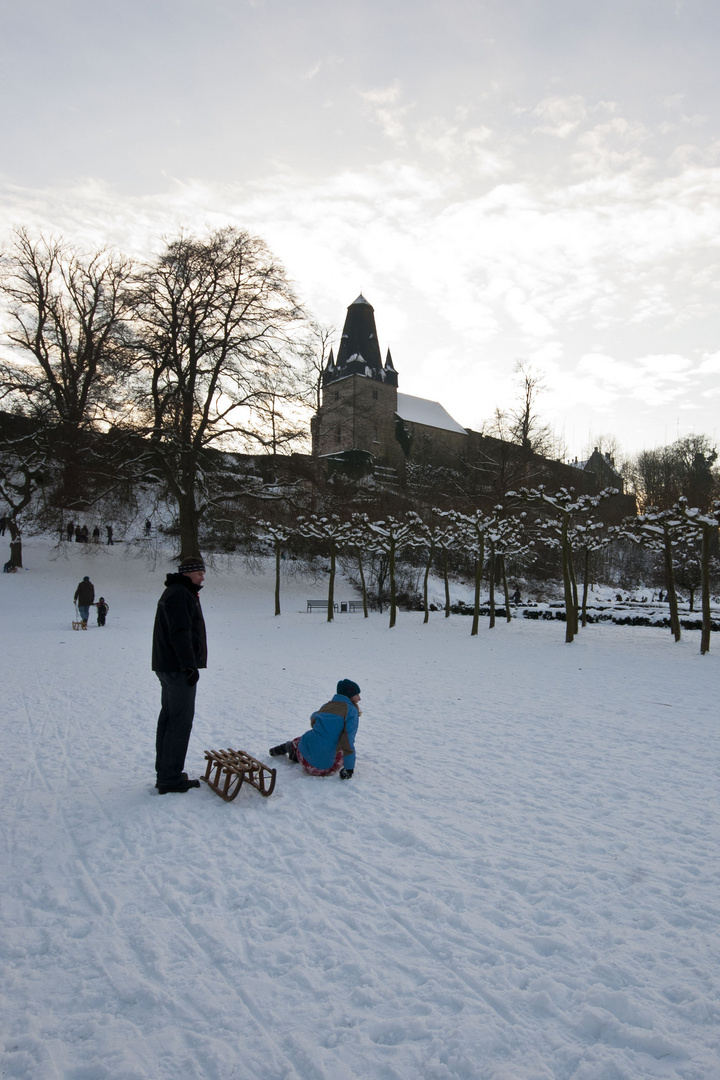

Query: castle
left=312, top=294, right=634, bottom=517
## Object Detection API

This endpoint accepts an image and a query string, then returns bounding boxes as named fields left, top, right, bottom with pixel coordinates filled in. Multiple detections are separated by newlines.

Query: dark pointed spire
left=335, top=295, right=383, bottom=374
left=324, top=295, right=398, bottom=387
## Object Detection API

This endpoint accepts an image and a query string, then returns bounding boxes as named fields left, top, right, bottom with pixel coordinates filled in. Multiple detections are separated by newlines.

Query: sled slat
left=202, top=749, right=276, bottom=801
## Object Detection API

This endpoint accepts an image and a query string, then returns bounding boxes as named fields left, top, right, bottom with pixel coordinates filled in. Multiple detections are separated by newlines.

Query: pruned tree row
left=255, top=490, right=720, bottom=655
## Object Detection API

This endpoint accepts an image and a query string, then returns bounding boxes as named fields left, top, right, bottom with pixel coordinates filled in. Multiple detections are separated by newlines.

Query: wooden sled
left=72, top=620, right=87, bottom=630
left=202, top=748, right=277, bottom=802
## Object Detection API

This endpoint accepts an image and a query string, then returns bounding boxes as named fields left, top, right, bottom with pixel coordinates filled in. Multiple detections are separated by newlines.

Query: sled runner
left=201, top=748, right=277, bottom=802
left=72, top=604, right=87, bottom=630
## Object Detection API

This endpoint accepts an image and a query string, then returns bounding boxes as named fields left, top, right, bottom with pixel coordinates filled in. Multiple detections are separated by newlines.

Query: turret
left=323, top=294, right=398, bottom=387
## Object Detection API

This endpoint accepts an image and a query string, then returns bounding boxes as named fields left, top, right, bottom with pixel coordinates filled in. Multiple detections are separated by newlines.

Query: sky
left=0, top=0, right=719, bottom=460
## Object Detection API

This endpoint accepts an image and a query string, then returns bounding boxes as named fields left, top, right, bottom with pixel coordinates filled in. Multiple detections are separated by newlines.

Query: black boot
left=156, top=771, right=188, bottom=789
left=158, top=777, right=200, bottom=794
left=269, top=743, right=289, bottom=757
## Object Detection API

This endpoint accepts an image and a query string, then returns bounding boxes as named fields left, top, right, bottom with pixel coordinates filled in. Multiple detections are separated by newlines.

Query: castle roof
left=335, top=294, right=383, bottom=372
left=324, top=294, right=398, bottom=387
left=396, top=393, right=467, bottom=435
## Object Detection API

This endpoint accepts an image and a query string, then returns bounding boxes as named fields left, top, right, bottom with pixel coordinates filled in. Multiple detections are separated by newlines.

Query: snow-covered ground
left=2, top=536, right=719, bottom=1080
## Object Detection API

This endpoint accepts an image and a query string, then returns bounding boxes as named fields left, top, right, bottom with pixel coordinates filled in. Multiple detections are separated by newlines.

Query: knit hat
left=337, top=679, right=361, bottom=698
left=178, top=556, right=206, bottom=573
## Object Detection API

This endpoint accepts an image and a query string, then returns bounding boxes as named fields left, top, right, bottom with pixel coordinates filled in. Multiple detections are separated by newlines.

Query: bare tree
left=487, top=362, right=557, bottom=458
left=626, top=435, right=718, bottom=512
left=298, top=321, right=335, bottom=416
left=677, top=499, right=719, bottom=655
left=129, top=227, right=305, bottom=557
left=0, top=430, right=46, bottom=567
left=0, top=227, right=135, bottom=499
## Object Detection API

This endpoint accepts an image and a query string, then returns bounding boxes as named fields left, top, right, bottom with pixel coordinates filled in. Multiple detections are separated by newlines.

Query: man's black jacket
left=152, top=573, right=208, bottom=672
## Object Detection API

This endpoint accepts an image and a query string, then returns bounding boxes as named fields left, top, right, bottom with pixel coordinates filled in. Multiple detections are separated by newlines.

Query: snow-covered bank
left=1, top=538, right=719, bottom=1079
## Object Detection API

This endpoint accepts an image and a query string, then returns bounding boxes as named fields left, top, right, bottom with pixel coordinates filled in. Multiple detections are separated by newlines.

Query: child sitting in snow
left=269, top=679, right=361, bottom=779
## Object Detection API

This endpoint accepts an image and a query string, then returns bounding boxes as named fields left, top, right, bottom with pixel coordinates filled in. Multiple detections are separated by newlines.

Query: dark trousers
left=155, top=671, right=197, bottom=786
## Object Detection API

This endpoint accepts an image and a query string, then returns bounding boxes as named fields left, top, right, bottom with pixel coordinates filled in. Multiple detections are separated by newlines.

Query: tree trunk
left=470, top=537, right=484, bottom=637
left=700, top=524, right=712, bottom=655
left=376, top=558, right=387, bottom=615
left=389, top=538, right=397, bottom=628
left=569, top=547, right=579, bottom=636
left=7, top=520, right=22, bottom=568
left=274, top=541, right=281, bottom=616
left=176, top=484, right=202, bottom=559
left=356, top=549, right=369, bottom=618
left=581, top=548, right=590, bottom=628
left=663, top=529, right=681, bottom=642
left=327, top=543, right=336, bottom=622
left=423, top=541, right=434, bottom=625
left=443, top=548, right=451, bottom=618
left=561, top=517, right=575, bottom=643
left=488, top=541, right=496, bottom=629
left=500, top=554, right=512, bottom=622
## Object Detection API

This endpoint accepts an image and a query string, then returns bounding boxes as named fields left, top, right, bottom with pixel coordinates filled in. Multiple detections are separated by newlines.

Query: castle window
left=373, top=424, right=379, bottom=443
left=334, top=391, right=340, bottom=401
left=336, top=426, right=341, bottom=444
left=372, top=389, right=379, bottom=400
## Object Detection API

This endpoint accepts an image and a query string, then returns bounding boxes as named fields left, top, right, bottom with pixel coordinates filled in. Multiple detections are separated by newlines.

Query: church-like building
left=311, top=294, right=633, bottom=516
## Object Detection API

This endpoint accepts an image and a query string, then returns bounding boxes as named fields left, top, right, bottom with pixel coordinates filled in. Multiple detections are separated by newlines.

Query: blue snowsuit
left=298, top=694, right=359, bottom=772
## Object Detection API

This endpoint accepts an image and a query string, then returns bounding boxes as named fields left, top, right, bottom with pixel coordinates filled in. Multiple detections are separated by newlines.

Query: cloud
left=1, top=117, right=720, bottom=456
left=572, top=117, right=655, bottom=176
left=532, top=95, right=588, bottom=138
left=360, top=82, right=410, bottom=145
left=576, top=352, right=694, bottom=408
left=698, top=350, right=720, bottom=374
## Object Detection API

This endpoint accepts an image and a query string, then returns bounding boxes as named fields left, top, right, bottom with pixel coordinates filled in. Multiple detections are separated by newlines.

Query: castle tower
left=314, top=295, right=402, bottom=467
left=324, top=294, right=398, bottom=388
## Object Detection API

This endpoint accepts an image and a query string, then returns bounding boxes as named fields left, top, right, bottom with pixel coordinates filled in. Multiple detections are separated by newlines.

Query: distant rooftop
left=396, top=393, right=467, bottom=435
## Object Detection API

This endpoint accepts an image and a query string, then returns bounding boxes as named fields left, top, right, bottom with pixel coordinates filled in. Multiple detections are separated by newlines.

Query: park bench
left=306, top=600, right=358, bottom=613
left=201, top=748, right=277, bottom=802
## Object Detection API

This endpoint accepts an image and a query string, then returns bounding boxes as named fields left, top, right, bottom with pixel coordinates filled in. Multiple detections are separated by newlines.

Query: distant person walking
left=66, top=521, right=74, bottom=542
left=145, top=518, right=152, bottom=537
left=73, top=576, right=95, bottom=628
left=92, top=525, right=100, bottom=543
left=106, top=524, right=114, bottom=546
left=152, top=556, right=208, bottom=795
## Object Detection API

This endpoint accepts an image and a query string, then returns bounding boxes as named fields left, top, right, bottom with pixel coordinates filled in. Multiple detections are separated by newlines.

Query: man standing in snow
left=73, top=576, right=95, bottom=628
left=152, top=556, right=208, bottom=795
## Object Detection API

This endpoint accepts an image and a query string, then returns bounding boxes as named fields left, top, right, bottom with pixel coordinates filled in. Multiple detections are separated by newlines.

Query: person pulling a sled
left=269, top=679, right=361, bottom=779
left=73, top=576, right=95, bottom=628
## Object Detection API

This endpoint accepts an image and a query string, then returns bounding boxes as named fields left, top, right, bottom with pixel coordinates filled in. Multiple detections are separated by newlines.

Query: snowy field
left=1, top=536, right=719, bottom=1080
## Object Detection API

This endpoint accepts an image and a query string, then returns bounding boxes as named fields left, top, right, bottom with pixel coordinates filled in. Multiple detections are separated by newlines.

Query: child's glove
left=339, top=768, right=353, bottom=780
